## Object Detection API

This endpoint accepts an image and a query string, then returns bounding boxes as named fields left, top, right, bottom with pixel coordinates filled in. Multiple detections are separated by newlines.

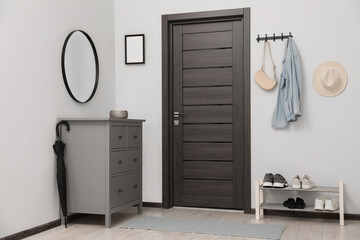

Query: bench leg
left=339, top=181, right=344, bottom=226
left=255, top=180, right=260, bottom=221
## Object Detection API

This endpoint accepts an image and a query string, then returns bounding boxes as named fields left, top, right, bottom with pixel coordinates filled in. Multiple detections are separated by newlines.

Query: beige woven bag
left=254, top=41, right=277, bottom=90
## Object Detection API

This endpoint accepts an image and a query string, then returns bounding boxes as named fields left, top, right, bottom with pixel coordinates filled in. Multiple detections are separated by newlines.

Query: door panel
left=182, top=21, right=233, bottom=34
left=183, top=124, right=232, bottom=142
left=183, top=31, right=232, bottom=50
left=183, top=143, right=232, bottom=160
left=183, top=105, right=232, bottom=123
left=172, top=19, right=245, bottom=209
left=183, top=86, right=232, bottom=105
left=183, top=49, right=232, bottom=69
left=182, top=195, right=233, bottom=208
left=183, top=68, right=233, bottom=87
left=183, top=180, right=233, bottom=197
left=183, top=161, right=233, bottom=179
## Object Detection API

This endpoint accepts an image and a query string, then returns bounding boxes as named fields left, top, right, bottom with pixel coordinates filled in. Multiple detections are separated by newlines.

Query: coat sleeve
left=272, top=68, right=289, bottom=129
left=293, top=53, right=302, bottom=117
left=285, top=41, right=302, bottom=121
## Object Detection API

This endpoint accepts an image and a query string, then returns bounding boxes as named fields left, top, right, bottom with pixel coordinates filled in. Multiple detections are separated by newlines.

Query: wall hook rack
left=256, top=32, right=293, bottom=42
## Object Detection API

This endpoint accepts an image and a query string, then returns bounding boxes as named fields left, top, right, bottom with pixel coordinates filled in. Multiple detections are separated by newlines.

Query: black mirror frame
left=61, top=30, right=99, bottom=103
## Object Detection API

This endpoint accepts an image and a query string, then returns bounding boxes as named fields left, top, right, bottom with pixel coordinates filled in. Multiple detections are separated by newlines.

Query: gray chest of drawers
left=61, top=118, right=145, bottom=227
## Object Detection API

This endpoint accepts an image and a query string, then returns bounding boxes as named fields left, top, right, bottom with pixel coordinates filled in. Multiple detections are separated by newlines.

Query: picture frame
left=125, top=34, right=145, bottom=64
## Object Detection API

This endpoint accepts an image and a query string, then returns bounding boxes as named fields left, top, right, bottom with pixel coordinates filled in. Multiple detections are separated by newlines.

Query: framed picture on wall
left=125, top=34, right=145, bottom=64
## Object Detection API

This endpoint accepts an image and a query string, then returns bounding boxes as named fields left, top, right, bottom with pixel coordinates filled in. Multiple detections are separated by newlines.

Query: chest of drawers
left=61, top=118, right=145, bottom=227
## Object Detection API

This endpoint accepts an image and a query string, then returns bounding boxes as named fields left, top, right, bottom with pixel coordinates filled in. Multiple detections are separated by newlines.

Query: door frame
left=162, top=8, right=251, bottom=213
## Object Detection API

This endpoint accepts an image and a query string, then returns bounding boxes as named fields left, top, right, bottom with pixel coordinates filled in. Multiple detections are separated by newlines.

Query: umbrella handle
left=56, top=121, right=70, bottom=139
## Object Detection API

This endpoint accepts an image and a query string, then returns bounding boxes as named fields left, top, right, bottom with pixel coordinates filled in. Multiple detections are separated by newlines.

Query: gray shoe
left=274, top=174, right=288, bottom=188
left=262, top=173, right=274, bottom=187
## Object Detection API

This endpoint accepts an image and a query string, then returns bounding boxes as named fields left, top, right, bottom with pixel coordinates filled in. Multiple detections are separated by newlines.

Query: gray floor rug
left=121, top=215, right=286, bottom=240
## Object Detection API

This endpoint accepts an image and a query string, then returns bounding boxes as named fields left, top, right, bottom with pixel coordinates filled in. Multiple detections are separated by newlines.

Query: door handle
left=174, top=112, right=186, bottom=118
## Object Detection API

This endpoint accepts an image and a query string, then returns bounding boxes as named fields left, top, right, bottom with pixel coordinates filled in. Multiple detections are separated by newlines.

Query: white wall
left=115, top=0, right=360, bottom=213
left=0, top=0, right=115, bottom=237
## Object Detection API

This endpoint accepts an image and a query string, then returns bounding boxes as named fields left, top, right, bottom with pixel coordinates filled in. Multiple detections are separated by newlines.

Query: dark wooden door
left=172, top=20, right=245, bottom=209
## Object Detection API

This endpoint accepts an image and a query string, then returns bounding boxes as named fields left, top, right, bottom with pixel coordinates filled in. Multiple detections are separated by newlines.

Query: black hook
left=256, top=32, right=293, bottom=42
left=56, top=120, right=70, bottom=139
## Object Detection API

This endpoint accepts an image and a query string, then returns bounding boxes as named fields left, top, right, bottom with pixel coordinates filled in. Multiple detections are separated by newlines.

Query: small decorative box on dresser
left=61, top=118, right=145, bottom=227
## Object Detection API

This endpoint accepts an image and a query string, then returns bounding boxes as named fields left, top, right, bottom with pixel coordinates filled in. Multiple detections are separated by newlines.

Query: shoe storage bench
left=255, top=179, right=345, bottom=225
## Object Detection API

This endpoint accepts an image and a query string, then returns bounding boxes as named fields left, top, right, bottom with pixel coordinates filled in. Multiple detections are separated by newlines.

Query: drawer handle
left=118, top=160, right=122, bottom=164
left=134, top=185, right=138, bottom=189
left=133, top=135, right=138, bottom=139
left=118, top=135, right=123, bottom=139
left=133, top=158, right=138, bottom=162
left=118, top=189, right=123, bottom=193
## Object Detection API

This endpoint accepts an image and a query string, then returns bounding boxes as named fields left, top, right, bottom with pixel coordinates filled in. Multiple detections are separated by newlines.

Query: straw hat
left=313, top=62, right=347, bottom=97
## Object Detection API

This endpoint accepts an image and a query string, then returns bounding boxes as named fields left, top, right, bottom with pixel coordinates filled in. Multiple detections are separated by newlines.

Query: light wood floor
left=25, top=207, right=360, bottom=240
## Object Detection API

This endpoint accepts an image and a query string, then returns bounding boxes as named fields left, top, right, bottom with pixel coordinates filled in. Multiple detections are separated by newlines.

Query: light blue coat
left=272, top=37, right=302, bottom=128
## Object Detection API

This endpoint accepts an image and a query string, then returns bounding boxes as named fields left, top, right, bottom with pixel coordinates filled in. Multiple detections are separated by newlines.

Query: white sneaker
left=324, top=198, right=338, bottom=211
left=291, top=175, right=302, bottom=189
left=302, top=175, right=315, bottom=189
left=314, top=197, right=325, bottom=210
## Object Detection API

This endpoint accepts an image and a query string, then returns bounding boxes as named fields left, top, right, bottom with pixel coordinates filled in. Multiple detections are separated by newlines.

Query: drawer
left=110, top=126, right=126, bottom=149
left=110, top=150, right=141, bottom=175
left=110, top=172, right=141, bottom=208
left=127, top=127, right=141, bottom=148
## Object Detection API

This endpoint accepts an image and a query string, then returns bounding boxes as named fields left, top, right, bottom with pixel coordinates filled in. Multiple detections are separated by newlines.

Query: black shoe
left=262, top=173, right=274, bottom=187
left=283, top=198, right=296, bottom=209
left=273, top=174, right=288, bottom=188
left=295, top=197, right=306, bottom=209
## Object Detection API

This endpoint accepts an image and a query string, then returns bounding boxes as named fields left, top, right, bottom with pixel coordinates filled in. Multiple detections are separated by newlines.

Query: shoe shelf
left=260, top=203, right=339, bottom=213
left=260, top=186, right=339, bottom=193
left=255, top=179, right=344, bottom=225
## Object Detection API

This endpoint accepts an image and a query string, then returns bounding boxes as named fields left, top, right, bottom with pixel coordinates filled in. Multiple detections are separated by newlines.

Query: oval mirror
left=61, top=30, right=99, bottom=103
